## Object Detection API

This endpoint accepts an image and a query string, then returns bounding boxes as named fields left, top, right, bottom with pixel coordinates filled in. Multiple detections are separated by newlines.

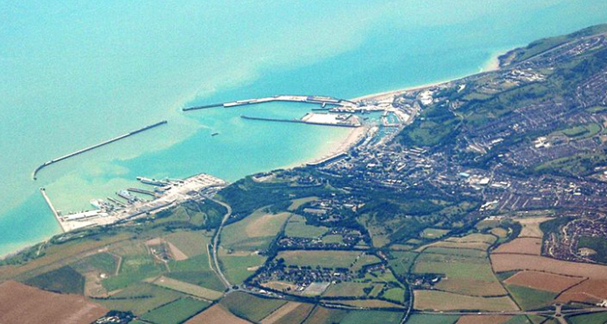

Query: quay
left=40, top=188, right=67, bottom=233
left=107, top=197, right=127, bottom=208
left=127, top=187, right=158, bottom=198
left=32, top=121, right=168, bottom=180
left=182, top=95, right=357, bottom=112
left=240, top=115, right=360, bottom=128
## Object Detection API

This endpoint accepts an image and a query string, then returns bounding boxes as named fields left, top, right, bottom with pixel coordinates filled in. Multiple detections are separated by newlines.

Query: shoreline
left=352, top=48, right=506, bottom=103
left=0, top=46, right=511, bottom=260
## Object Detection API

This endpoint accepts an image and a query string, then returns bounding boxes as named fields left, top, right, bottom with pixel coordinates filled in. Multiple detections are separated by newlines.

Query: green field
left=569, top=312, right=607, bottom=324
left=340, top=310, right=403, bottom=324
left=220, top=291, right=287, bottom=322
left=151, top=276, right=223, bottom=300
left=221, top=210, right=290, bottom=251
left=534, top=152, right=607, bottom=176
left=388, top=251, right=418, bottom=278
left=73, top=252, right=118, bottom=275
left=169, top=253, right=211, bottom=272
left=219, top=253, right=266, bottom=285
left=405, top=314, right=459, bottom=324
left=413, top=251, right=505, bottom=295
left=95, top=283, right=184, bottom=315
left=102, top=254, right=164, bottom=291
left=139, top=297, right=210, bottom=324
left=420, top=228, right=450, bottom=239
left=284, top=214, right=328, bottom=238
left=277, top=250, right=380, bottom=271
left=506, top=284, right=557, bottom=310
left=557, top=123, right=601, bottom=139
left=323, top=282, right=383, bottom=298
left=383, top=287, right=406, bottom=303
left=165, top=270, right=225, bottom=292
left=164, top=230, right=210, bottom=258
left=24, top=265, right=85, bottom=294
left=289, top=197, right=319, bottom=211
left=414, top=290, right=517, bottom=311
left=577, top=236, right=607, bottom=263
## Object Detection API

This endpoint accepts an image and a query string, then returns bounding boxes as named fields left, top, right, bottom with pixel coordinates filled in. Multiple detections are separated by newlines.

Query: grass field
left=220, top=292, right=287, bottom=323
left=73, top=252, right=118, bottom=275
left=414, top=290, right=518, bottom=311
left=506, top=284, right=556, bottom=310
left=339, top=310, right=403, bottom=324
left=277, top=250, right=380, bottom=271
left=169, top=253, right=211, bottom=272
left=323, top=281, right=382, bottom=298
left=164, top=231, right=210, bottom=258
left=557, top=123, right=601, bottom=139
left=221, top=210, right=290, bottom=252
left=219, top=253, right=266, bottom=285
left=288, top=197, right=318, bottom=211
left=569, top=312, right=607, bottom=324
left=383, top=287, right=406, bottom=303
left=413, top=251, right=505, bottom=296
left=421, top=228, right=450, bottom=239
left=284, top=215, right=328, bottom=238
left=102, top=254, right=164, bottom=291
left=95, top=283, right=183, bottom=315
left=165, top=270, right=225, bottom=292
left=139, top=297, right=210, bottom=324
left=388, top=251, right=417, bottom=278
left=151, top=276, right=223, bottom=300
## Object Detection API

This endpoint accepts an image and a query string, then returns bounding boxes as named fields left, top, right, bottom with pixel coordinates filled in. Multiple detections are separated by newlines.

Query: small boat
left=211, top=132, right=220, bottom=137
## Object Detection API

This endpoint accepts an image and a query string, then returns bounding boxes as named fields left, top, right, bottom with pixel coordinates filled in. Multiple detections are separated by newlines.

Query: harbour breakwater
left=32, top=121, right=168, bottom=180
left=182, top=95, right=357, bottom=111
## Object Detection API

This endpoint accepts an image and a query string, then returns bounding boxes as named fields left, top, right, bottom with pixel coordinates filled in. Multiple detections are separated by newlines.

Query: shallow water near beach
left=1, top=0, right=607, bottom=256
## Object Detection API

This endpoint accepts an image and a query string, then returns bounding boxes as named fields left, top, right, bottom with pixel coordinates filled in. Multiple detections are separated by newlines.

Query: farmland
left=413, top=290, right=518, bottom=311
left=276, top=250, right=380, bottom=271
left=0, top=281, right=108, bottom=324
left=186, top=304, right=253, bottom=324
left=139, top=297, right=210, bottom=324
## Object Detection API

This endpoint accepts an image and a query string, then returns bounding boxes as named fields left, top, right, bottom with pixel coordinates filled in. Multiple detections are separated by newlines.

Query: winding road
left=209, top=198, right=233, bottom=290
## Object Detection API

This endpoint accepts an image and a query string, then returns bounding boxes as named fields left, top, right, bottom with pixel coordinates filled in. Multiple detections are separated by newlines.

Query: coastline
left=352, top=48, right=507, bottom=104
left=0, top=46, right=512, bottom=260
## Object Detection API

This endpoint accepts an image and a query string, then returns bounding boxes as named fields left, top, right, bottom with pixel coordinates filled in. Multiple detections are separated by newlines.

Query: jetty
left=40, top=188, right=67, bottom=232
left=32, top=121, right=168, bottom=180
left=183, top=95, right=357, bottom=111
left=241, top=113, right=361, bottom=128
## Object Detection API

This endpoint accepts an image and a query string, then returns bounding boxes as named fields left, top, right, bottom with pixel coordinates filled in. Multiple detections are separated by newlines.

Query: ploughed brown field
left=0, top=281, right=108, bottom=324
left=491, top=254, right=607, bottom=279
left=492, top=238, right=543, bottom=255
left=185, top=304, right=253, bottom=324
left=503, top=271, right=584, bottom=293
left=456, top=315, right=512, bottom=324
left=557, top=280, right=607, bottom=304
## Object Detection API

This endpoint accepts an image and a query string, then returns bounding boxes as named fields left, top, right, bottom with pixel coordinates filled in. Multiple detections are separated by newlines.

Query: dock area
left=241, top=112, right=361, bottom=128
left=39, top=173, right=227, bottom=233
left=183, top=95, right=357, bottom=111
left=32, top=121, right=168, bottom=180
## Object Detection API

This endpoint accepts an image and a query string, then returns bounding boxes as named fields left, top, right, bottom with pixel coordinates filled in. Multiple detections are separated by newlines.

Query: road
left=417, top=306, right=607, bottom=323
left=209, top=198, right=233, bottom=290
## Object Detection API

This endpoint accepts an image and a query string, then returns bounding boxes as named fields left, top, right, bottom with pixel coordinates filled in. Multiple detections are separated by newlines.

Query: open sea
left=1, top=0, right=606, bottom=256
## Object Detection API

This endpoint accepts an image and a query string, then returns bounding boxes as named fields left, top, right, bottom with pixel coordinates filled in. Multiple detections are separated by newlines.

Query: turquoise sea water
left=1, top=0, right=607, bottom=256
